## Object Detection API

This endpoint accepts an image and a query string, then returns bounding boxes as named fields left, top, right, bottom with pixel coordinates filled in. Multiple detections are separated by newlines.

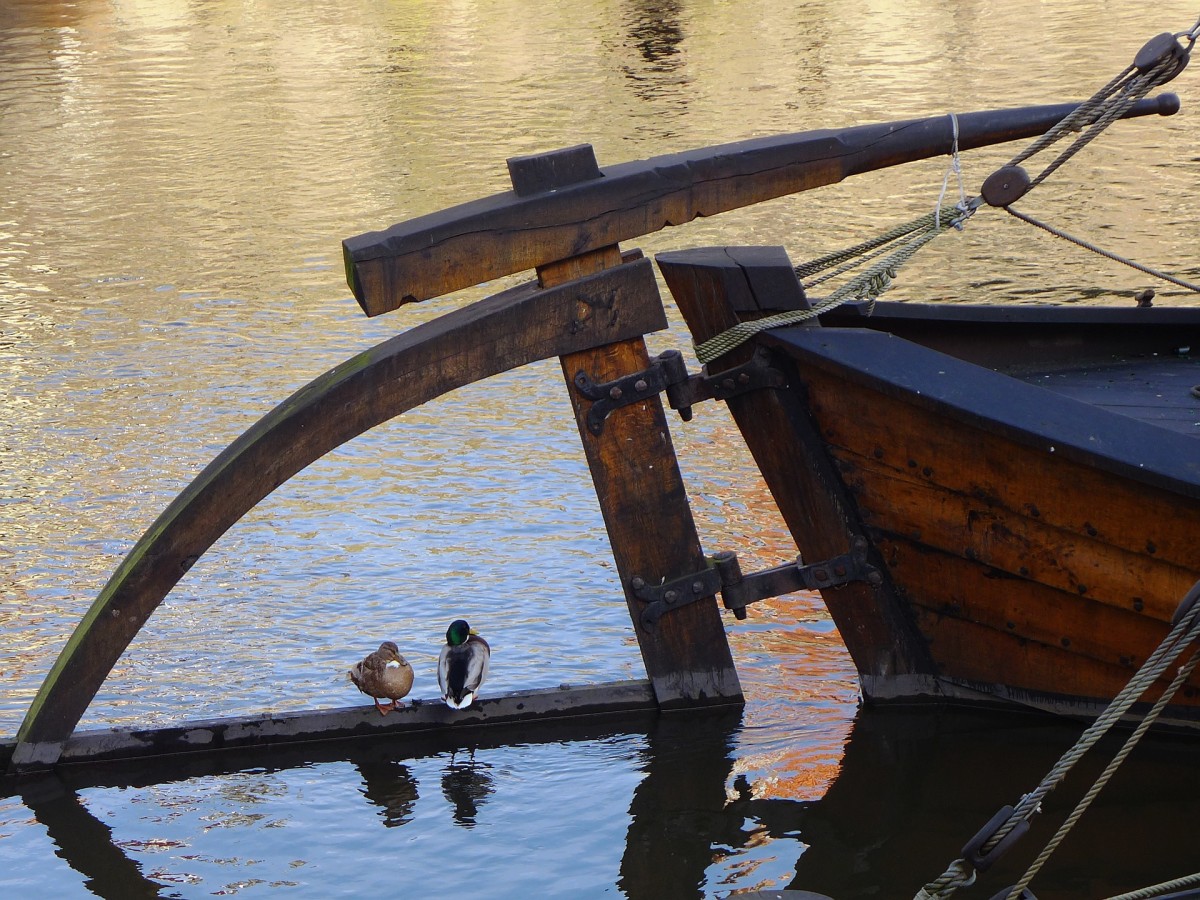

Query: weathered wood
left=5, top=682, right=659, bottom=772
left=657, top=246, right=935, bottom=683
left=836, top=446, right=1199, bottom=618
left=507, top=143, right=603, bottom=196
left=789, top=362, right=1200, bottom=707
left=344, top=95, right=1179, bottom=316
left=768, top=325, right=1200, bottom=498
left=1022, top=357, right=1200, bottom=434
left=913, top=610, right=1160, bottom=704
left=759, top=314, right=1200, bottom=717
left=11, top=261, right=668, bottom=770
left=510, top=151, right=742, bottom=710
left=886, top=538, right=1181, bottom=670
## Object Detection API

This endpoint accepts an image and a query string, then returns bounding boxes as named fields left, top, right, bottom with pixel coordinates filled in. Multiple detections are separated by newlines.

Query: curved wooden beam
left=12, top=258, right=667, bottom=767
left=343, top=94, right=1179, bottom=316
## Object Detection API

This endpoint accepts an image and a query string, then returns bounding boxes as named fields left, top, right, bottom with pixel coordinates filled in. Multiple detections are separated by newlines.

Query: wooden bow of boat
left=659, top=242, right=1200, bottom=728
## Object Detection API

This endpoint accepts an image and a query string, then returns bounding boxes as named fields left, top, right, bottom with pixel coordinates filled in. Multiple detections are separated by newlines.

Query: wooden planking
left=788, top=359, right=1200, bottom=574
left=910, top=609, right=1200, bottom=708
left=1024, top=358, right=1200, bottom=435
left=879, top=537, right=1182, bottom=677
left=840, top=453, right=1198, bottom=621
left=12, top=261, right=669, bottom=768
left=756, top=320, right=1200, bottom=709
left=822, top=301, right=1200, bottom=375
left=658, top=247, right=935, bottom=681
left=764, top=326, right=1200, bottom=499
left=344, top=97, right=1178, bottom=315
left=558, top=254, right=745, bottom=706
left=786, top=350, right=1200, bottom=705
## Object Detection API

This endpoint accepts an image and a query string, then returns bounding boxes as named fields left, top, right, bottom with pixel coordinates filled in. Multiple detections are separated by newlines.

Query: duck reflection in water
left=441, top=748, right=494, bottom=828
left=351, top=754, right=420, bottom=828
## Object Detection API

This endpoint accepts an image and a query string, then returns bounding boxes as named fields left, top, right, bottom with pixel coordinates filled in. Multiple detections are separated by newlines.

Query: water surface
left=3, top=0, right=1200, bottom=896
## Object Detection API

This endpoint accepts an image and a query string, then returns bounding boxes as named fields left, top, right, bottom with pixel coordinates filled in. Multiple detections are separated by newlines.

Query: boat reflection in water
left=14, top=704, right=1200, bottom=898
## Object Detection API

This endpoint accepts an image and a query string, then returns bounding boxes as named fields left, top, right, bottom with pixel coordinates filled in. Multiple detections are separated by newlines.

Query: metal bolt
left=609, top=386, right=623, bottom=400
left=634, top=379, right=648, bottom=393
left=664, top=590, right=678, bottom=604
left=692, top=581, right=704, bottom=594
left=737, top=372, right=750, bottom=385
left=722, top=378, right=735, bottom=392
left=631, top=576, right=645, bottom=590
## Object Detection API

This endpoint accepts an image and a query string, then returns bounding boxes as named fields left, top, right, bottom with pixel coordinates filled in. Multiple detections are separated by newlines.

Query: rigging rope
left=1105, top=871, right=1200, bottom=900
left=913, top=579, right=1200, bottom=900
left=1003, top=206, right=1200, bottom=294
left=692, top=19, right=1199, bottom=365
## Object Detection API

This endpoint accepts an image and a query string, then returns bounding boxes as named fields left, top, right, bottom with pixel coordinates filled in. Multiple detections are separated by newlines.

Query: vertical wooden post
left=508, top=147, right=742, bottom=708
left=657, top=246, right=934, bottom=684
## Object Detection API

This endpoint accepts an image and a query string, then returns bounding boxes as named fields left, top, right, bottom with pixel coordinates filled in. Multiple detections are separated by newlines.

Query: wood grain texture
left=5, top=682, right=660, bottom=771
left=542, top=248, right=742, bottom=709
left=345, top=96, right=1178, bottom=316
left=658, top=246, right=935, bottom=682
left=12, top=261, right=668, bottom=765
left=770, top=329, right=1200, bottom=708
left=796, top=366, right=1200, bottom=577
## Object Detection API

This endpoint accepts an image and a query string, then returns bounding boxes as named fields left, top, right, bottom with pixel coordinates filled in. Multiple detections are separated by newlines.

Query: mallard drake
left=438, top=619, right=490, bottom=709
left=349, top=640, right=414, bottom=716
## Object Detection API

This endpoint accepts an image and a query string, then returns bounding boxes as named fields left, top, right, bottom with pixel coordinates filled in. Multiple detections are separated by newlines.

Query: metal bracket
left=631, top=538, right=879, bottom=627
left=630, top=567, right=725, bottom=628
left=573, top=350, right=690, bottom=436
left=664, top=345, right=788, bottom=422
left=573, top=346, right=787, bottom=434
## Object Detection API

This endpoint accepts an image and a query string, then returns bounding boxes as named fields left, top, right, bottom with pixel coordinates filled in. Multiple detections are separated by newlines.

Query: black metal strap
left=573, top=350, right=690, bottom=435
left=664, top=346, right=787, bottom=421
left=572, top=347, right=787, bottom=434
left=632, top=539, right=878, bottom=627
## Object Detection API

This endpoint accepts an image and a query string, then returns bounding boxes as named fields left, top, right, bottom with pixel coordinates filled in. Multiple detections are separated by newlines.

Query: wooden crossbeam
left=343, top=95, right=1178, bottom=316
left=2, top=682, right=658, bottom=772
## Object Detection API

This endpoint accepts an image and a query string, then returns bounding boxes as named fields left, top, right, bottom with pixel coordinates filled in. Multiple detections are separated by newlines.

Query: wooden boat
left=8, top=30, right=1199, bottom=772
left=658, top=253, right=1200, bottom=726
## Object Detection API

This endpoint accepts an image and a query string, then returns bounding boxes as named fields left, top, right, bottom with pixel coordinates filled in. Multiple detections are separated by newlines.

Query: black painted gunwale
left=819, top=301, right=1200, bottom=373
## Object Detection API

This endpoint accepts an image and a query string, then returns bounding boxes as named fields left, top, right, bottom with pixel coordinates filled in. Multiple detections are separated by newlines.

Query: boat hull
left=759, top=305, right=1200, bottom=726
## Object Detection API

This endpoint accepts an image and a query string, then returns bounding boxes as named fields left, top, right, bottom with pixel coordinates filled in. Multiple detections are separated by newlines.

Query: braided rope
left=1106, top=871, right=1200, bottom=900
left=794, top=207, right=959, bottom=281
left=1011, top=47, right=1188, bottom=191
left=1007, top=650, right=1200, bottom=898
left=695, top=207, right=968, bottom=364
